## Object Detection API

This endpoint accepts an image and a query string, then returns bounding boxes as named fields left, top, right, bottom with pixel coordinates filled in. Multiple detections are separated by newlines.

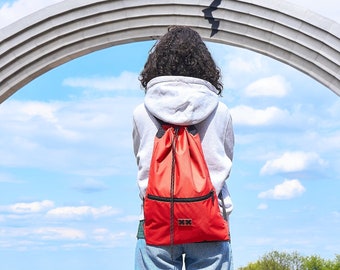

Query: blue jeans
left=135, top=239, right=233, bottom=270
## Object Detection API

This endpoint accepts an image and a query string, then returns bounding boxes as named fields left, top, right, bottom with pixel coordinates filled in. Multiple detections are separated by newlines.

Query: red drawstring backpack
left=143, top=121, right=229, bottom=246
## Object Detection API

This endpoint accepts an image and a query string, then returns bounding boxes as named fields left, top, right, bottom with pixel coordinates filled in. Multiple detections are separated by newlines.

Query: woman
left=132, top=26, right=234, bottom=270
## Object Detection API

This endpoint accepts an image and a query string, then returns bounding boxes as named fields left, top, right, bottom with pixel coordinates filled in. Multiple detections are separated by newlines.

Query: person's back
left=133, top=26, right=234, bottom=270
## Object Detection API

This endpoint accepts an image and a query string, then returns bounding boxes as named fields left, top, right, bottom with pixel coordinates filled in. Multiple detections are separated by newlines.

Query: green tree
left=239, top=251, right=303, bottom=270
left=238, top=251, right=340, bottom=270
left=302, top=255, right=326, bottom=270
left=302, top=254, right=340, bottom=270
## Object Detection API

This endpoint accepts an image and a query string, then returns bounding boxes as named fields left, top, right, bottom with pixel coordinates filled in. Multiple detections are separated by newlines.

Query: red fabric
left=144, top=125, right=229, bottom=245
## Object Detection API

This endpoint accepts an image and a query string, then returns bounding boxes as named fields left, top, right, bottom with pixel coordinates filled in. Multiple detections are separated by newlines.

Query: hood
left=144, top=76, right=219, bottom=125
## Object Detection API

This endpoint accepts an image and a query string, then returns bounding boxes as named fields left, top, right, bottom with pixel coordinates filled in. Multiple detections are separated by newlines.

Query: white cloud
left=0, top=173, right=21, bottom=183
left=0, top=100, right=56, bottom=122
left=0, top=0, right=63, bottom=28
left=209, top=45, right=270, bottom=90
left=245, top=75, right=290, bottom=97
left=258, top=179, right=306, bottom=200
left=0, top=200, right=54, bottom=214
left=19, top=101, right=59, bottom=123
left=92, top=228, right=127, bottom=243
left=0, top=96, right=142, bottom=174
left=226, top=54, right=266, bottom=74
left=0, top=100, right=79, bottom=142
left=34, top=227, right=85, bottom=240
left=260, top=151, right=327, bottom=175
left=46, top=206, right=119, bottom=220
left=62, top=71, right=140, bottom=91
left=0, top=226, right=126, bottom=249
left=327, top=99, right=340, bottom=118
left=230, top=105, right=289, bottom=126
left=257, top=203, right=268, bottom=210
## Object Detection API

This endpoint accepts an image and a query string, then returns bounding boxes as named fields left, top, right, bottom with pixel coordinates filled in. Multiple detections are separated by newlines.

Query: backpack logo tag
left=178, top=219, right=192, bottom=226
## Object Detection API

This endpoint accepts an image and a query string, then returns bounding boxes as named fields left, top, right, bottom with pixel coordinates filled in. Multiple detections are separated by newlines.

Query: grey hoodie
left=133, top=76, right=234, bottom=218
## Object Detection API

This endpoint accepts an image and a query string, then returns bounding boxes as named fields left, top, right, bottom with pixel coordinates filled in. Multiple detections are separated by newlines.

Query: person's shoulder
left=133, top=103, right=147, bottom=117
left=216, top=101, right=231, bottom=116
left=133, top=103, right=145, bottom=111
left=133, top=103, right=155, bottom=125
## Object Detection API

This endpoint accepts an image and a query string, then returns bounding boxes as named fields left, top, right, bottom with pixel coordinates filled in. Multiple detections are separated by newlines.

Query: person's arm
left=220, top=114, right=235, bottom=217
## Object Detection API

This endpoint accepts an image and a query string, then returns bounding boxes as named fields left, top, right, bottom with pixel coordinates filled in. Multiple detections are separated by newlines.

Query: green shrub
left=238, top=251, right=339, bottom=270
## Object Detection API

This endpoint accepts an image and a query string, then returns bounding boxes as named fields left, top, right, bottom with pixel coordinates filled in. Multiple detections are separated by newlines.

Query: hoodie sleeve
left=219, top=102, right=235, bottom=217
left=220, top=104, right=235, bottom=217
left=132, top=104, right=158, bottom=200
left=132, top=118, right=141, bottom=163
left=224, top=115, right=234, bottom=163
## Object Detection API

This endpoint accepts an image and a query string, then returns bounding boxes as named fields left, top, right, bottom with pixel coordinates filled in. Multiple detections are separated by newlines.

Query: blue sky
left=0, top=0, right=339, bottom=269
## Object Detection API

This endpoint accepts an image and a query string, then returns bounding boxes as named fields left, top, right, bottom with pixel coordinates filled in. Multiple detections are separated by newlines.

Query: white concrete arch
left=0, top=0, right=339, bottom=103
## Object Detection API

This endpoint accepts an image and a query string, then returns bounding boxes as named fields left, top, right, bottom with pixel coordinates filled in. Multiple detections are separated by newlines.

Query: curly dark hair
left=139, top=26, right=223, bottom=95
